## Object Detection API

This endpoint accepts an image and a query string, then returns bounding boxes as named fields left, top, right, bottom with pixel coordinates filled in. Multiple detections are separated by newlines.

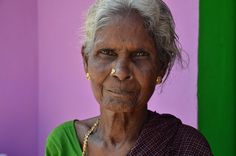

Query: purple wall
left=149, top=0, right=199, bottom=126
left=0, top=0, right=38, bottom=156
left=37, top=1, right=95, bottom=155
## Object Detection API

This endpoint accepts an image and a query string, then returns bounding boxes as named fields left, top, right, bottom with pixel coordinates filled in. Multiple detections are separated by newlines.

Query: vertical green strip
left=198, top=0, right=236, bottom=155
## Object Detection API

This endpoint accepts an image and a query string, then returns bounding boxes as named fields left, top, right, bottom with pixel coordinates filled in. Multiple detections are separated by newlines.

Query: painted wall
left=0, top=0, right=38, bottom=156
left=38, top=0, right=199, bottom=156
left=149, top=0, right=199, bottom=126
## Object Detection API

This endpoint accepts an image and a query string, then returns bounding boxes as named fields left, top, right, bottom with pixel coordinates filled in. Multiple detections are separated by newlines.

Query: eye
left=99, top=49, right=117, bottom=56
left=132, top=49, right=150, bottom=57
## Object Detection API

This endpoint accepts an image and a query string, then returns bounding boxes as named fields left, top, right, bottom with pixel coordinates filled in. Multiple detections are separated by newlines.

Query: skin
left=77, top=12, right=165, bottom=156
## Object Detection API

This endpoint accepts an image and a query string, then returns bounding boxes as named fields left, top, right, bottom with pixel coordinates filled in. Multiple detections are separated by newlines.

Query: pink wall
left=0, top=0, right=38, bottom=156
left=149, top=0, right=199, bottom=126
left=38, top=0, right=199, bottom=155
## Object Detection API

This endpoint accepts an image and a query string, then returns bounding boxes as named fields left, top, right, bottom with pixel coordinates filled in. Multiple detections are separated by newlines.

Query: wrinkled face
left=83, top=13, right=161, bottom=112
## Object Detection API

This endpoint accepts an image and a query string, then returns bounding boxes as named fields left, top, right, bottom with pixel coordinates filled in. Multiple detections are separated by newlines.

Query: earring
left=156, top=76, right=162, bottom=84
left=86, top=73, right=91, bottom=80
left=110, top=68, right=116, bottom=76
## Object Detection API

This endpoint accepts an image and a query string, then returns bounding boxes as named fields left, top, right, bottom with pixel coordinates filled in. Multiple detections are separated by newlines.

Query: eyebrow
left=97, top=47, right=152, bottom=57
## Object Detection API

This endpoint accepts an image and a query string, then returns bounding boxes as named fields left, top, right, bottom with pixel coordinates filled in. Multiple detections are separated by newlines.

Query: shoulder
left=148, top=111, right=182, bottom=132
left=74, top=117, right=99, bottom=142
left=47, top=117, right=97, bottom=142
left=46, top=121, right=74, bottom=142
left=149, top=111, right=213, bottom=155
left=45, top=117, right=99, bottom=155
left=45, top=120, right=81, bottom=156
left=171, top=124, right=213, bottom=155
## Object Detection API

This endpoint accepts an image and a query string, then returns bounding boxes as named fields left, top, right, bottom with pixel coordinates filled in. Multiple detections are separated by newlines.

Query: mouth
left=106, top=89, right=136, bottom=97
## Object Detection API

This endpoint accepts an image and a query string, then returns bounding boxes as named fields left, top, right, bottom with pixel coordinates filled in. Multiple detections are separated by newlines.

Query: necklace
left=82, top=118, right=100, bottom=156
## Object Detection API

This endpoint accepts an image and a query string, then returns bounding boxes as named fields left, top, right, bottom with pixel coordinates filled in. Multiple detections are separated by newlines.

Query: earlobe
left=156, top=60, right=167, bottom=78
left=81, top=45, right=88, bottom=73
left=156, top=76, right=162, bottom=84
left=159, top=69, right=166, bottom=79
left=155, top=61, right=167, bottom=85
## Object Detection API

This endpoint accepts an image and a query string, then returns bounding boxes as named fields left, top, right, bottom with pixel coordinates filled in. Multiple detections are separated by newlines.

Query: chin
left=101, top=100, right=137, bottom=113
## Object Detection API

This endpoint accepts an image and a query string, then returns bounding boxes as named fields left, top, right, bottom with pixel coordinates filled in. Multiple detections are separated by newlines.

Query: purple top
left=128, top=110, right=212, bottom=155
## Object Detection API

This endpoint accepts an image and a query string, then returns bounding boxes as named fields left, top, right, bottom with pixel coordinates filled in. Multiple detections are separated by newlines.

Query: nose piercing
left=110, top=68, right=116, bottom=75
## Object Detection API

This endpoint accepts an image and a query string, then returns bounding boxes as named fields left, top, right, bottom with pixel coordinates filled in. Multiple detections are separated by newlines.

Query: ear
left=81, top=45, right=88, bottom=73
left=157, top=60, right=168, bottom=79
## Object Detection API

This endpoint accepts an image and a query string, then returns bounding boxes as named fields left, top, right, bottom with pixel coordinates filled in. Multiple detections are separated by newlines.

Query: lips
left=108, top=89, right=134, bottom=94
left=106, top=89, right=136, bottom=97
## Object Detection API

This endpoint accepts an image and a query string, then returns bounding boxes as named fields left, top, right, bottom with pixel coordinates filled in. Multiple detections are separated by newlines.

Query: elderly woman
left=46, top=0, right=212, bottom=155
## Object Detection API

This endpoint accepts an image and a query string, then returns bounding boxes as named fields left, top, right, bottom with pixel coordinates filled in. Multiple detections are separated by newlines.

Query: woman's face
left=83, top=13, right=161, bottom=112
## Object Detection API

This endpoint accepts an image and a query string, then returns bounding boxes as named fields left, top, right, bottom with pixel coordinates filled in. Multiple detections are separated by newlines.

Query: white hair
left=82, top=0, right=182, bottom=79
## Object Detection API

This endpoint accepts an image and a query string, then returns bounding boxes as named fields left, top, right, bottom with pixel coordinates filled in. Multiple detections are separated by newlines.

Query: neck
left=97, top=107, right=148, bottom=148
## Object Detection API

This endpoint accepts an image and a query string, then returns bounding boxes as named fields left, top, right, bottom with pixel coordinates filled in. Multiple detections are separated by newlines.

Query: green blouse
left=45, top=121, right=82, bottom=156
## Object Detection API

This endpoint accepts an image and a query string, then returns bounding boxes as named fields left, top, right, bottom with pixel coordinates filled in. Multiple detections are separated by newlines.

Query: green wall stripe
left=198, top=0, right=236, bottom=155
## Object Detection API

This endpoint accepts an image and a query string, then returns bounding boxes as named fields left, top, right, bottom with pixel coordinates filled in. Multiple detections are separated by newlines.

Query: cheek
left=87, top=57, right=110, bottom=103
left=135, top=60, right=157, bottom=83
left=134, top=63, right=157, bottom=103
left=138, top=80, right=156, bottom=105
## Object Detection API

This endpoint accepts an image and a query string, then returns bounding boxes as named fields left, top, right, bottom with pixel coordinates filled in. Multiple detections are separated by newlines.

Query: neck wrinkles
left=96, top=108, right=148, bottom=148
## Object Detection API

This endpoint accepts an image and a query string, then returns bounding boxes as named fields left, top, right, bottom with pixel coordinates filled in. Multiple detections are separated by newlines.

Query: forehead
left=94, top=13, right=156, bottom=51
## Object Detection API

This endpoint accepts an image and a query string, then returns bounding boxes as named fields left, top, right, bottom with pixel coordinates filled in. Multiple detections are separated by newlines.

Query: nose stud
left=110, top=68, right=116, bottom=76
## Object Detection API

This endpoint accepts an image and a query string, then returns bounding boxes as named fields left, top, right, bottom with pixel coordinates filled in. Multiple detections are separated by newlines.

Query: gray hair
left=83, top=0, right=182, bottom=79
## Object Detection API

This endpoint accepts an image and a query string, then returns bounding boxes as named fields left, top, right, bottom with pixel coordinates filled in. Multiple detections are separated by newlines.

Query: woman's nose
left=112, top=59, right=132, bottom=81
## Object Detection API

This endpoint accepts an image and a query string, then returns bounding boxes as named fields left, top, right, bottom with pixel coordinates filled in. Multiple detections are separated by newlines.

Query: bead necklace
left=82, top=118, right=100, bottom=156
